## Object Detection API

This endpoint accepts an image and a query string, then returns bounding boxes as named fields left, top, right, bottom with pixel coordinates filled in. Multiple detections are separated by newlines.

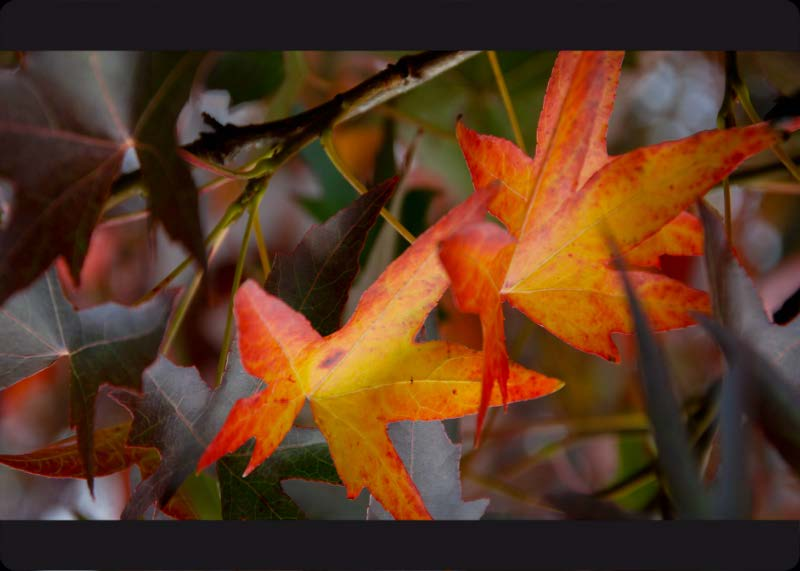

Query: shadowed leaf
left=367, top=421, right=489, bottom=520
left=700, top=202, right=800, bottom=480
left=111, top=344, right=260, bottom=519
left=0, top=268, right=174, bottom=490
left=611, top=239, right=710, bottom=519
left=699, top=201, right=800, bottom=379
left=266, top=178, right=396, bottom=335
left=217, top=429, right=340, bottom=520
left=0, top=52, right=205, bottom=304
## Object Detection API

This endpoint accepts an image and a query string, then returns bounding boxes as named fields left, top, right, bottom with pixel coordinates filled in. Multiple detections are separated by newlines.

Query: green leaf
left=612, top=241, right=710, bottom=519
left=266, top=177, right=396, bottom=335
left=366, top=421, right=488, bottom=520
left=0, top=51, right=205, bottom=305
left=206, top=52, right=285, bottom=106
left=0, top=268, right=174, bottom=490
left=217, top=429, right=340, bottom=520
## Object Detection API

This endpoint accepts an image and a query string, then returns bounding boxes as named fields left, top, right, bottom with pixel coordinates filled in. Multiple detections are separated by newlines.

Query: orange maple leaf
left=440, top=51, right=800, bottom=438
left=197, top=190, right=563, bottom=519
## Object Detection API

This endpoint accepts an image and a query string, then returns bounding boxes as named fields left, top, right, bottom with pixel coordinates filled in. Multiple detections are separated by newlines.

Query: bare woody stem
left=182, top=51, right=481, bottom=173
left=110, top=51, right=479, bottom=198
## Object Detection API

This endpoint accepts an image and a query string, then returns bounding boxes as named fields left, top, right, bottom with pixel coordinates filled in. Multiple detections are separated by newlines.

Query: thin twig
left=320, top=129, right=415, bottom=244
left=487, top=51, right=527, bottom=153
left=215, top=181, right=266, bottom=385
left=252, top=206, right=271, bottom=280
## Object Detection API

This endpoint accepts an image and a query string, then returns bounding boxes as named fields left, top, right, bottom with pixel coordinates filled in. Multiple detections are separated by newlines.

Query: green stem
left=161, top=227, right=230, bottom=354
left=717, top=52, right=737, bottom=245
left=252, top=203, right=271, bottom=280
left=487, top=51, right=527, bottom=153
left=137, top=198, right=244, bottom=304
left=320, top=128, right=415, bottom=244
left=215, top=182, right=265, bottom=386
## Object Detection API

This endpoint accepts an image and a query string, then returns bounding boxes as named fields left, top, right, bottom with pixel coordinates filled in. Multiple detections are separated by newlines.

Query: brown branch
left=110, top=51, right=479, bottom=196
left=184, top=50, right=479, bottom=166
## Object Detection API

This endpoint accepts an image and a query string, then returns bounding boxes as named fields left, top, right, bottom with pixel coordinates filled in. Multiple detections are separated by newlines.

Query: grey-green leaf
left=367, top=420, right=489, bottom=520
left=0, top=267, right=174, bottom=489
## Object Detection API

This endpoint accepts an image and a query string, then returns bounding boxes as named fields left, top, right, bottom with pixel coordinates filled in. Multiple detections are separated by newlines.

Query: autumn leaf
left=0, top=423, right=201, bottom=519
left=0, top=268, right=174, bottom=489
left=199, top=189, right=563, bottom=520
left=440, top=50, right=800, bottom=436
left=112, top=350, right=342, bottom=520
left=111, top=180, right=396, bottom=518
left=0, top=51, right=205, bottom=305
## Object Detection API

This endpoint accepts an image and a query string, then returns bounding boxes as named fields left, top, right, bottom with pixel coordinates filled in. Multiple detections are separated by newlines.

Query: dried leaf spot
left=320, top=349, right=345, bottom=368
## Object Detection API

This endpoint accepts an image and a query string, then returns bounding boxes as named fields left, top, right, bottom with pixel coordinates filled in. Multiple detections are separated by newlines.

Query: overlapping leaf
left=700, top=203, right=799, bottom=379
left=217, top=428, right=341, bottom=520
left=266, top=178, right=397, bottom=335
left=113, top=351, right=346, bottom=519
left=699, top=203, right=800, bottom=476
left=0, top=51, right=205, bottom=304
left=0, top=423, right=199, bottom=519
left=111, top=180, right=397, bottom=518
left=440, top=50, right=800, bottom=435
left=366, top=421, right=489, bottom=520
left=0, top=268, right=174, bottom=489
left=199, top=188, right=564, bottom=519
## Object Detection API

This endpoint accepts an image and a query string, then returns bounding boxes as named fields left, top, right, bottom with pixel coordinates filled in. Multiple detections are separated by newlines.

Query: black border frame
left=0, top=0, right=799, bottom=50
left=1, top=520, right=799, bottom=570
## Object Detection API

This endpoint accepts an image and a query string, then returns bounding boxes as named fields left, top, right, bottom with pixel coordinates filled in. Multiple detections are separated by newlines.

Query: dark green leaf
left=0, top=52, right=205, bottom=304
left=267, top=177, right=396, bottom=335
left=217, top=429, right=340, bottom=520
left=0, top=268, right=174, bottom=489
left=611, top=239, right=710, bottom=519
left=206, top=52, right=285, bottom=106
left=366, top=421, right=488, bottom=520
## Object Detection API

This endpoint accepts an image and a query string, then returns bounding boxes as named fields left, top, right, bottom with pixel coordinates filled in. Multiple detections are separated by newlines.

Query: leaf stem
left=320, top=129, right=415, bottom=244
left=487, top=51, right=527, bottom=153
left=136, top=198, right=244, bottom=304
left=252, top=205, right=271, bottom=280
left=718, top=52, right=738, bottom=245
left=215, top=179, right=266, bottom=386
left=161, top=229, right=230, bottom=354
